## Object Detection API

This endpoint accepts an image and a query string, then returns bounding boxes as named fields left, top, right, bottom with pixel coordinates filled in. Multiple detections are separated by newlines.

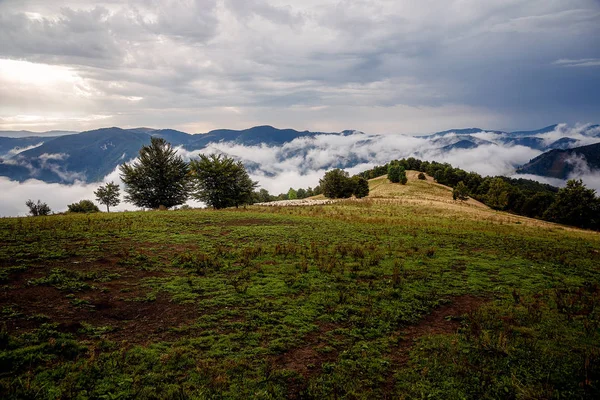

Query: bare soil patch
left=0, top=263, right=199, bottom=344
left=390, top=295, right=487, bottom=365
left=274, top=322, right=339, bottom=377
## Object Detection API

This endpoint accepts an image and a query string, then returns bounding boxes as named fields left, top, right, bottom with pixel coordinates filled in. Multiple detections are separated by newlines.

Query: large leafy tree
left=543, top=179, right=600, bottom=230
left=320, top=169, right=354, bottom=199
left=190, top=154, right=258, bottom=209
left=94, top=181, right=121, bottom=212
left=119, top=137, right=191, bottom=209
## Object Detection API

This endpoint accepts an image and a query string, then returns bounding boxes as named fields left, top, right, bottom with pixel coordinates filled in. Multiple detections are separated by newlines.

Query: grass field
left=1, top=175, right=600, bottom=399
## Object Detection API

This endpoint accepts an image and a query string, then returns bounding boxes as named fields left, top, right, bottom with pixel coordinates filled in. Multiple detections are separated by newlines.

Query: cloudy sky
left=1, top=0, right=599, bottom=134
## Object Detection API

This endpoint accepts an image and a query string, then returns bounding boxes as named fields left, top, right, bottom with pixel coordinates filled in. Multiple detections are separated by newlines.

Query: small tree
left=288, top=188, right=298, bottom=200
left=388, top=163, right=407, bottom=184
left=68, top=200, right=100, bottom=213
left=352, top=176, right=370, bottom=198
left=320, top=169, right=354, bottom=199
left=120, top=137, right=191, bottom=209
left=388, top=163, right=401, bottom=183
left=453, top=181, right=469, bottom=201
left=255, top=188, right=273, bottom=203
left=190, top=154, right=258, bottom=209
left=485, top=178, right=510, bottom=210
left=25, top=199, right=51, bottom=216
left=296, top=188, right=307, bottom=199
left=418, top=172, right=427, bottom=180
left=94, top=181, right=121, bottom=212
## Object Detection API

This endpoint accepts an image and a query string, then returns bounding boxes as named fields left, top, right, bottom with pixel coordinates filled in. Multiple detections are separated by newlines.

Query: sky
left=1, top=0, right=599, bottom=135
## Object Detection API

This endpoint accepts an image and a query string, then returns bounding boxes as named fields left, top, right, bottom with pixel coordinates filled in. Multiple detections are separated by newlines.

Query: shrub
left=453, top=181, right=469, bottom=201
left=25, top=199, right=51, bottom=216
left=418, top=172, right=427, bottom=180
left=67, top=200, right=100, bottom=213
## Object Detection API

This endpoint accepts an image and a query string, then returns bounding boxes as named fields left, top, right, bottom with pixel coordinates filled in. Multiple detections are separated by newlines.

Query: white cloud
left=7, top=142, right=44, bottom=156
left=553, top=58, right=600, bottom=67
left=3, top=120, right=600, bottom=216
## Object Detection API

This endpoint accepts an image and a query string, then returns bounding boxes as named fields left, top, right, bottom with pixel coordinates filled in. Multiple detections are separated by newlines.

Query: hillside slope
left=1, top=177, right=599, bottom=398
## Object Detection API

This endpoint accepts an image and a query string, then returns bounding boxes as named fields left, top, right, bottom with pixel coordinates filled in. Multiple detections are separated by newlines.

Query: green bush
left=67, top=200, right=100, bottom=213
left=388, top=163, right=407, bottom=184
left=453, top=181, right=469, bottom=201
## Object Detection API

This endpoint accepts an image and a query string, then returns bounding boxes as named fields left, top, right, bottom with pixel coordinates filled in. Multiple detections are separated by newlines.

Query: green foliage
left=485, top=178, right=511, bottom=210
left=320, top=169, right=354, bottom=199
left=255, top=188, right=275, bottom=203
left=396, top=288, right=600, bottom=399
left=418, top=172, right=427, bottom=180
left=296, top=188, right=307, bottom=199
left=25, top=199, right=51, bottom=216
left=190, top=154, right=258, bottom=209
left=287, top=188, right=297, bottom=200
left=67, top=199, right=100, bottom=213
left=543, top=179, right=600, bottom=229
left=352, top=176, right=370, bottom=198
left=119, top=137, right=191, bottom=209
left=2, top=174, right=600, bottom=398
left=521, top=192, right=555, bottom=218
left=94, top=181, right=121, bottom=212
left=388, top=162, right=407, bottom=184
left=318, top=171, right=370, bottom=199
left=387, top=162, right=401, bottom=183
left=452, top=181, right=469, bottom=201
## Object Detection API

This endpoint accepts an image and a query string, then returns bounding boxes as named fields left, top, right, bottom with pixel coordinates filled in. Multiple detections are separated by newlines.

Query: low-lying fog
left=2, top=124, right=599, bottom=217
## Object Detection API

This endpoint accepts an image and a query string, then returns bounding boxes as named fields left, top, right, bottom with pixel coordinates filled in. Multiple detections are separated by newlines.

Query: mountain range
left=1, top=124, right=599, bottom=184
left=517, top=143, right=600, bottom=179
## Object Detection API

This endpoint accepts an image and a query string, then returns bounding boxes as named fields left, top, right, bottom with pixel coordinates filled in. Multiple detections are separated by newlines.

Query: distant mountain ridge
left=0, top=130, right=77, bottom=138
left=1, top=124, right=599, bottom=184
left=0, top=125, right=333, bottom=183
left=517, top=143, right=600, bottom=179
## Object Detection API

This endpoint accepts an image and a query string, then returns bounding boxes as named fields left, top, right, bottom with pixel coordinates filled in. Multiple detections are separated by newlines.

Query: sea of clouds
left=1, top=124, right=599, bottom=217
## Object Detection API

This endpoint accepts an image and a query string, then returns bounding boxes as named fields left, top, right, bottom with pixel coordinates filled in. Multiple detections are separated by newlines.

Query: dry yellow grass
left=301, top=171, right=590, bottom=234
left=365, top=171, right=590, bottom=232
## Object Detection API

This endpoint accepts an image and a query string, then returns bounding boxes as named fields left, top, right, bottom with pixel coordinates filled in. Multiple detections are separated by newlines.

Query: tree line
left=358, top=157, right=600, bottom=230
left=23, top=141, right=599, bottom=231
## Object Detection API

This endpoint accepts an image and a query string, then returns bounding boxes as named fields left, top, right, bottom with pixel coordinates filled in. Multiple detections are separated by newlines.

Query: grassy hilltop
left=1, top=172, right=600, bottom=399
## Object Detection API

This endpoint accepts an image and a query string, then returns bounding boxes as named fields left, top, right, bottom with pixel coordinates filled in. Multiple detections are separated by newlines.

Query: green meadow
left=1, top=177, right=599, bottom=399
